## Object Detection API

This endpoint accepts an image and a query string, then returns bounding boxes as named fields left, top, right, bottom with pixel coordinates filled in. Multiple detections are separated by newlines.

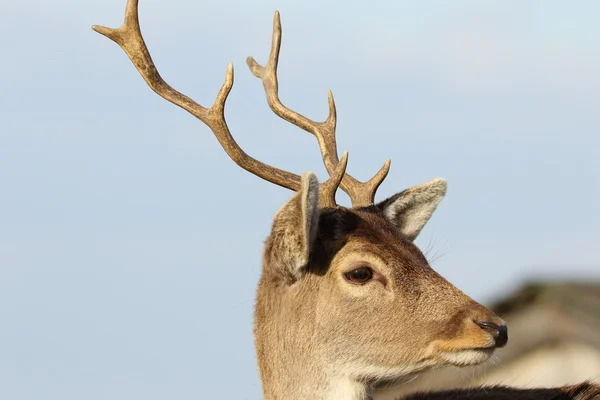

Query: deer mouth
left=439, top=347, right=495, bottom=367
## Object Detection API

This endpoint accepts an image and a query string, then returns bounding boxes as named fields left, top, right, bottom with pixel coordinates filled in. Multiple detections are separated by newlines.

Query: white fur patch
left=323, top=376, right=367, bottom=400
left=439, top=348, right=494, bottom=367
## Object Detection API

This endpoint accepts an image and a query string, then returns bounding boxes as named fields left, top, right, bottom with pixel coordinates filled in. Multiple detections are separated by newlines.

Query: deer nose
left=476, top=321, right=508, bottom=348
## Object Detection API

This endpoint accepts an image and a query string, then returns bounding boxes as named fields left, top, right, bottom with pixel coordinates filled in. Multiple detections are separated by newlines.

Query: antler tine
left=92, top=0, right=301, bottom=191
left=319, top=151, right=349, bottom=208
left=246, top=12, right=391, bottom=207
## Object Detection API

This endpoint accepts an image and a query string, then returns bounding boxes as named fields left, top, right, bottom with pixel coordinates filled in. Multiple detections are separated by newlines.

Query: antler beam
left=246, top=12, right=391, bottom=207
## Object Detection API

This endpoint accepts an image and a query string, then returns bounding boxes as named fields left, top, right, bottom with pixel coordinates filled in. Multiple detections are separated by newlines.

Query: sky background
left=1, top=0, right=599, bottom=399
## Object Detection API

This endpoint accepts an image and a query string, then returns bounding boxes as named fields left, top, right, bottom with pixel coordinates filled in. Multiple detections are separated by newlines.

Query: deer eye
left=344, top=267, right=373, bottom=285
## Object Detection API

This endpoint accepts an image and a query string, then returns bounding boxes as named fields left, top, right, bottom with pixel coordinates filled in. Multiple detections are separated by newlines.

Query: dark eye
left=344, top=267, right=373, bottom=284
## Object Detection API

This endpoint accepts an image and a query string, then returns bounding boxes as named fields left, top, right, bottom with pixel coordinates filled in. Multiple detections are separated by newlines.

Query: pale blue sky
left=1, top=1, right=599, bottom=399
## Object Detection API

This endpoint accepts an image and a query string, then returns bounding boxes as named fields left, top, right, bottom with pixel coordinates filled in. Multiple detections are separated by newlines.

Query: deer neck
left=254, top=276, right=371, bottom=400
left=259, top=373, right=370, bottom=400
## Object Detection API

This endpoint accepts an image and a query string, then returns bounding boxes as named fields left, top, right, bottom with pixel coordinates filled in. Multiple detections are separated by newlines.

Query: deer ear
left=299, top=172, right=320, bottom=260
left=376, top=178, right=447, bottom=241
left=264, top=172, right=320, bottom=281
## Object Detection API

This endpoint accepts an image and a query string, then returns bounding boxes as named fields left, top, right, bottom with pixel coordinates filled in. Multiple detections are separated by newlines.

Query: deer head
left=93, top=2, right=508, bottom=399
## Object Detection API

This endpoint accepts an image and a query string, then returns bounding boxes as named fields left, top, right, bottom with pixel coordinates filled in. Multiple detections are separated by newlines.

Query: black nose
left=476, top=321, right=508, bottom=348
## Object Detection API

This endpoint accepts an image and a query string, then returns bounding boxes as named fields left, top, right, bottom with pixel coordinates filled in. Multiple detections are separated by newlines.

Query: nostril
left=496, top=324, right=508, bottom=348
left=476, top=321, right=508, bottom=348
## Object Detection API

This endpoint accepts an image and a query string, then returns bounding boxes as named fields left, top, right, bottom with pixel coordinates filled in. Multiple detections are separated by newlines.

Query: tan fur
left=255, top=177, right=507, bottom=400
left=255, top=177, right=600, bottom=399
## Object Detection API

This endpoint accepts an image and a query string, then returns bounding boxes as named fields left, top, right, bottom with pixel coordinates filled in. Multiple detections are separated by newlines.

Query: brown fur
left=401, top=382, right=600, bottom=400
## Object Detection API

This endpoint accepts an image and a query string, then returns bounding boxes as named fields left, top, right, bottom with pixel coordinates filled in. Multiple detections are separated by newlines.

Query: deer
left=91, top=1, right=600, bottom=399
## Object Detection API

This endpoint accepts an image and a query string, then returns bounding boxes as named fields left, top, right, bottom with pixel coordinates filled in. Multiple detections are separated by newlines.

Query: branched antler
left=246, top=12, right=391, bottom=207
left=92, top=0, right=301, bottom=191
left=92, top=0, right=387, bottom=208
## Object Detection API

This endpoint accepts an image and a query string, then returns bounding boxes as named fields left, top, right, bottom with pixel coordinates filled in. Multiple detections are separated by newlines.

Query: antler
left=319, top=151, right=348, bottom=208
left=92, top=0, right=377, bottom=208
left=246, top=12, right=391, bottom=207
left=92, top=0, right=302, bottom=191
